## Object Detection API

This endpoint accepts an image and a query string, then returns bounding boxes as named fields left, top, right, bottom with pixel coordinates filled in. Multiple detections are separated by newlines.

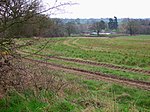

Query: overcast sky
left=43, top=0, right=150, bottom=18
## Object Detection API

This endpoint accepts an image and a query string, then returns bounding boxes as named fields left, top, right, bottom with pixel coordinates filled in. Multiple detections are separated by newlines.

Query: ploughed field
left=11, top=35, right=150, bottom=111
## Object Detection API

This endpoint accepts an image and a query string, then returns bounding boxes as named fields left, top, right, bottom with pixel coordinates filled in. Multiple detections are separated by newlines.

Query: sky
left=43, top=0, right=150, bottom=19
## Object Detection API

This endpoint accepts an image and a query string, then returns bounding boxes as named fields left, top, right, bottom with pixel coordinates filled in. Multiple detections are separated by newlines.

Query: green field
left=20, top=35, right=150, bottom=69
left=1, top=35, right=150, bottom=112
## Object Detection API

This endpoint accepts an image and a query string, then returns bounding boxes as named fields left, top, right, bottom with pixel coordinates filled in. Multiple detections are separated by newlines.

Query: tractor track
left=50, top=56, right=150, bottom=75
left=24, top=57, right=150, bottom=91
left=21, top=51, right=150, bottom=75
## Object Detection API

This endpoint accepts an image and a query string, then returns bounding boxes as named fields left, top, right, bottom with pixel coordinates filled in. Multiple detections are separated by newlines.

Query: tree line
left=120, top=18, right=150, bottom=35
left=1, top=10, right=150, bottom=39
left=0, top=0, right=150, bottom=40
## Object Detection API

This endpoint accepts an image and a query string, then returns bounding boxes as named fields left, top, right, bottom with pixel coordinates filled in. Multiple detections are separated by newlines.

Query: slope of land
left=1, top=35, right=150, bottom=112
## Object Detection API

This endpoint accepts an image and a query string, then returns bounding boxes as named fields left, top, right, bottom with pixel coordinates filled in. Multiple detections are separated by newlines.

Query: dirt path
left=20, top=51, right=150, bottom=75
left=24, top=58, right=150, bottom=91
left=63, top=39, right=77, bottom=48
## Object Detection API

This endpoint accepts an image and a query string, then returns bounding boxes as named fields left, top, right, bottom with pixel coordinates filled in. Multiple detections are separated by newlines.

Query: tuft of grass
left=49, top=100, right=75, bottom=112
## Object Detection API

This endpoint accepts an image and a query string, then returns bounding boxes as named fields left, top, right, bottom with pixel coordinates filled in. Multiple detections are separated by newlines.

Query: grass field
left=20, top=35, right=150, bottom=69
left=1, top=35, right=150, bottom=112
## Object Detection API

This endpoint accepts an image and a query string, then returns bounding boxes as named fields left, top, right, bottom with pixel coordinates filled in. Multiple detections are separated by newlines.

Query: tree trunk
left=97, top=30, right=100, bottom=36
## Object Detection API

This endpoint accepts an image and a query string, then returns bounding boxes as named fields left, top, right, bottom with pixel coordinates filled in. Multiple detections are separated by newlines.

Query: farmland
left=1, top=35, right=150, bottom=112
left=20, top=35, right=150, bottom=69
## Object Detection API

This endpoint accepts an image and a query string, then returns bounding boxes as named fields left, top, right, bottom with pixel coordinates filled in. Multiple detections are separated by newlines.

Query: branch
left=0, top=1, right=77, bottom=34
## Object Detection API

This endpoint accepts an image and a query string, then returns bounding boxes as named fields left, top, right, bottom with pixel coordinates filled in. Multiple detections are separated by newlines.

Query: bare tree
left=65, top=21, right=76, bottom=36
left=0, top=0, right=76, bottom=97
left=90, top=20, right=106, bottom=36
left=0, top=0, right=41, bottom=60
left=126, top=19, right=140, bottom=36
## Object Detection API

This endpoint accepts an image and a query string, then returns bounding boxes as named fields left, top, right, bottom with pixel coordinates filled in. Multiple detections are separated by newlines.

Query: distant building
left=82, top=31, right=91, bottom=36
left=90, top=32, right=111, bottom=35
